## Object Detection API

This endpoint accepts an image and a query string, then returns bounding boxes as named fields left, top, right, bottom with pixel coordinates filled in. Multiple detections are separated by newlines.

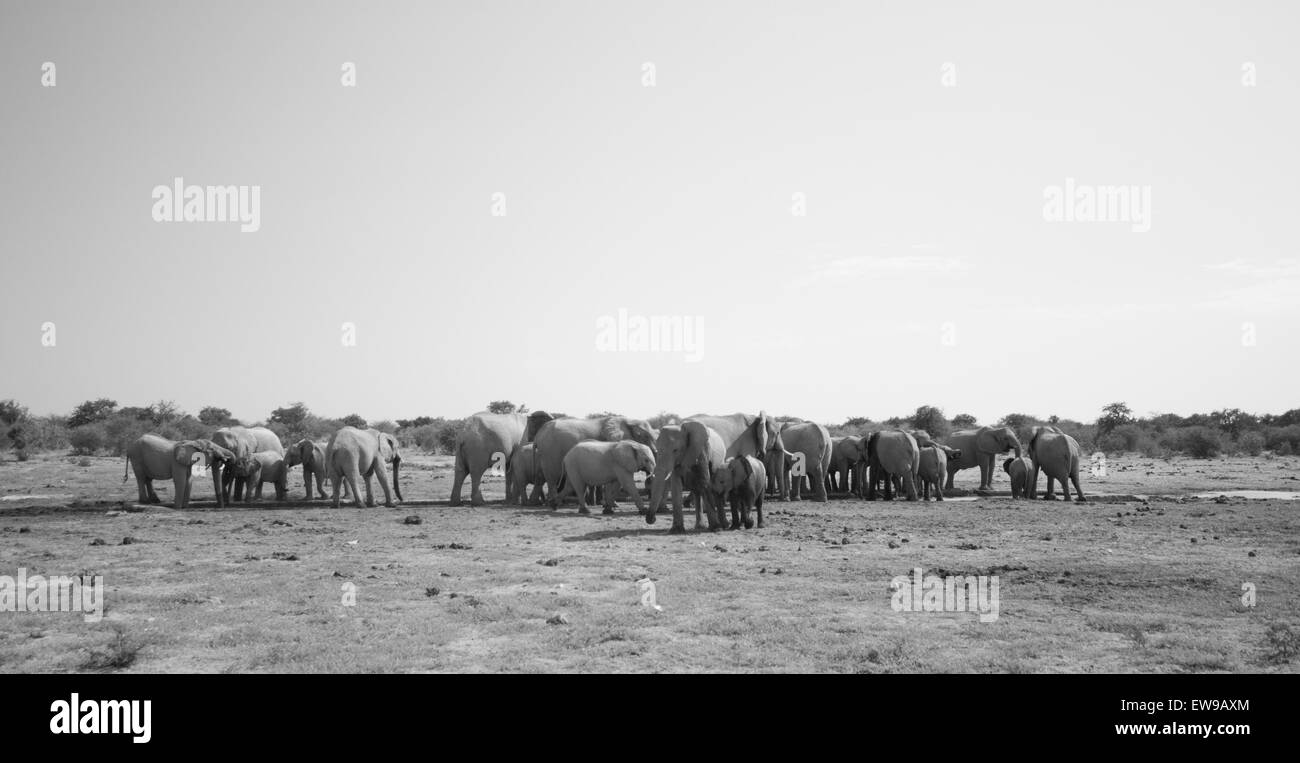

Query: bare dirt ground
left=2, top=452, right=1298, bottom=673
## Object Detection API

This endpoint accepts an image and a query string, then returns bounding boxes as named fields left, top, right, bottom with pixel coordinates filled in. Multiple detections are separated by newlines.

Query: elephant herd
left=124, top=412, right=1087, bottom=534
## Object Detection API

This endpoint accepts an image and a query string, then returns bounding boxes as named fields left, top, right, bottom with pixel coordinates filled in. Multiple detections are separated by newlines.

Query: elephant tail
left=453, top=439, right=469, bottom=475
left=123, top=455, right=129, bottom=483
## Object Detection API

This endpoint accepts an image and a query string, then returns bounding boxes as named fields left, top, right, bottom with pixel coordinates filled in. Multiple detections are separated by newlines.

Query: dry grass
left=1, top=451, right=1298, bottom=673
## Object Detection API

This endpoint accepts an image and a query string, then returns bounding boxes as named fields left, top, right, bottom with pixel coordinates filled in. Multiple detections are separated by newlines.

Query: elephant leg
left=146, top=480, right=162, bottom=504
left=572, top=476, right=590, bottom=514
left=449, top=459, right=469, bottom=506
left=814, top=465, right=828, bottom=502
left=341, top=462, right=364, bottom=508
left=729, top=495, right=741, bottom=530
left=935, top=476, right=944, bottom=501
left=372, top=460, right=395, bottom=507
left=173, top=473, right=187, bottom=510
left=469, top=468, right=486, bottom=507
left=601, top=479, right=619, bottom=514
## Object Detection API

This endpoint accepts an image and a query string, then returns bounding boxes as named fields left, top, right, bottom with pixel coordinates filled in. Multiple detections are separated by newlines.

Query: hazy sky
left=2, top=1, right=1297, bottom=426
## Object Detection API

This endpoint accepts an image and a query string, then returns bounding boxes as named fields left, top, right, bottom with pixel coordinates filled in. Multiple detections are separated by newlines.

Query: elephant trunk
left=211, top=461, right=225, bottom=508
left=646, top=458, right=674, bottom=522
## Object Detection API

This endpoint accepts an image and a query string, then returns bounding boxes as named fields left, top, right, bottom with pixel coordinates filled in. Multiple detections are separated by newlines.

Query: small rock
left=425, top=587, right=440, bottom=597
left=539, top=558, right=560, bottom=567
left=19, top=527, right=31, bottom=534
left=120, top=536, right=137, bottom=545
left=89, top=538, right=106, bottom=546
left=1190, top=538, right=1197, bottom=543
left=271, top=552, right=299, bottom=561
left=403, top=515, right=422, bottom=525
left=887, top=540, right=900, bottom=549
left=713, top=544, right=727, bottom=553
left=547, top=613, right=569, bottom=626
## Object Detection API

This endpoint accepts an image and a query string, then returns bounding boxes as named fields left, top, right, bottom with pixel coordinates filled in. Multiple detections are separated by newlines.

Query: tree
left=911, top=406, right=950, bottom=439
left=151, top=400, right=181, bottom=425
left=199, top=406, right=235, bottom=426
left=339, top=413, right=367, bottom=428
left=950, top=413, right=977, bottom=429
left=843, top=416, right=874, bottom=429
left=999, top=413, right=1040, bottom=431
left=397, top=416, right=434, bottom=429
left=487, top=401, right=517, bottom=415
left=68, top=398, right=118, bottom=428
left=270, top=403, right=311, bottom=432
left=1210, top=408, right=1256, bottom=439
left=1096, top=402, right=1134, bottom=439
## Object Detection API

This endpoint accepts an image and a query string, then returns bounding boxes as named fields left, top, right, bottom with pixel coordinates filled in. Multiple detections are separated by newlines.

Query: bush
left=69, top=425, right=106, bottom=455
left=1237, top=431, right=1266, bottom=456
left=1166, top=426, right=1223, bottom=458
left=1277, top=441, right=1294, bottom=457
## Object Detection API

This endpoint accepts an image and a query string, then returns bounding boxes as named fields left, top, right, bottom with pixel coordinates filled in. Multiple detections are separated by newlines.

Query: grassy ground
left=1, top=451, right=1298, bottom=673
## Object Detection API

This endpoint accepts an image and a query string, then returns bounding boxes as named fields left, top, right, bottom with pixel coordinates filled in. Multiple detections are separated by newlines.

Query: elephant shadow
left=561, top=526, right=680, bottom=542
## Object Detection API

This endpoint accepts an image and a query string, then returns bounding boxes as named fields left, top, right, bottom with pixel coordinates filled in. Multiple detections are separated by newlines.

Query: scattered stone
left=270, top=520, right=292, bottom=527
left=403, top=515, right=422, bottom=525
left=547, top=613, right=569, bottom=626
left=332, top=571, right=344, bottom=577
left=271, top=552, right=299, bottom=561
left=539, top=558, right=560, bottom=567
left=1190, top=538, right=1197, bottom=544
left=89, top=538, right=105, bottom=546
left=1248, top=550, right=1257, bottom=557
left=425, top=587, right=440, bottom=598
left=19, top=527, right=31, bottom=534
left=887, top=540, right=900, bottom=549
left=120, top=536, right=137, bottom=545
left=713, top=544, right=727, bottom=553
left=187, top=519, right=206, bottom=525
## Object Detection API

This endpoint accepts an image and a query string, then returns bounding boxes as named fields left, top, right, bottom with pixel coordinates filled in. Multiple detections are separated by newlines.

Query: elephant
left=944, top=426, right=1022, bottom=492
left=763, top=448, right=794, bottom=500
left=1027, top=426, right=1086, bottom=502
left=232, top=451, right=289, bottom=502
left=285, top=439, right=337, bottom=500
left=710, top=455, right=767, bottom=530
left=556, top=440, right=656, bottom=514
left=773, top=421, right=831, bottom=502
left=827, top=435, right=864, bottom=496
left=646, top=411, right=789, bottom=530
left=453, top=410, right=552, bottom=507
left=1003, top=456, right=1035, bottom=499
left=509, top=442, right=545, bottom=506
left=866, top=429, right=920, bottom=501
left=326, top=427, right=403, bottom=508
left=534, top=414, right=657, bottom=507
left=210, top=426, right=284, bottom=506
left=648, top=422, right=728, bottom=532
left=917, top=444, right=961, bottom=501
left=124, top=434, right=236, bottom=509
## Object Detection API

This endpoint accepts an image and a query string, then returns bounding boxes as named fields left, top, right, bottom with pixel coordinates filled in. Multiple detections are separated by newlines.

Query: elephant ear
left=976, top=427, right=1003, bottom=455
left=752, top=412, right=770, bottom=457
left=524, top=411, right=553, bottom=442
left=1003, top=457, right=1014, bottom=473
left=383, top=434, right=401, bottom=462
left=1028, top=427, right=1046, bottom=453
left=174, top=442, right=201, bottom=468
left=613, top=442, right=640, bottom=473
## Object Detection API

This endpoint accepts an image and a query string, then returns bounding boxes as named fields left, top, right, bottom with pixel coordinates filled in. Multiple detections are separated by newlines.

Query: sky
left=1, top=1, right=1297, bottom=427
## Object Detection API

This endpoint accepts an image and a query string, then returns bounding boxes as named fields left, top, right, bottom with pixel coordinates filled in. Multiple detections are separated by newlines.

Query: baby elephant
left=917, top=445, right=960, bottom=501
left=286, top=439, right=338, bottom=500
left=1003, top=456, right=1035, bottom=499
left=560, top=440, right=656, bottom=515
left=233, top=451, right=290, bottom=502
left=710, top=455, right=767, bottom=529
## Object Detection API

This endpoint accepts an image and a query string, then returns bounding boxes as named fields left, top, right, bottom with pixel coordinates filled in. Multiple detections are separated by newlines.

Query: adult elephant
left=210, top=426, right=284, bottom=506
left=326, top=427, right=403, bottom=508
left=124, top=434, right=236, bottom=509
left=944, top=426, right=1022, bottom=492
left=776, top=421, right=831, bottom=502
left=865, top=429, right=920, bottom=501
left=534, top=414, right=657, bottom=507
left=827, top=435, right=864, bottom=495
left=647, top=411, right=789, bottom=528
left=452, top=410, right=553, bottom=506
left=1027, top=426, right=1086, bottom=502
left=648, top=422, right=728, bottom=533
